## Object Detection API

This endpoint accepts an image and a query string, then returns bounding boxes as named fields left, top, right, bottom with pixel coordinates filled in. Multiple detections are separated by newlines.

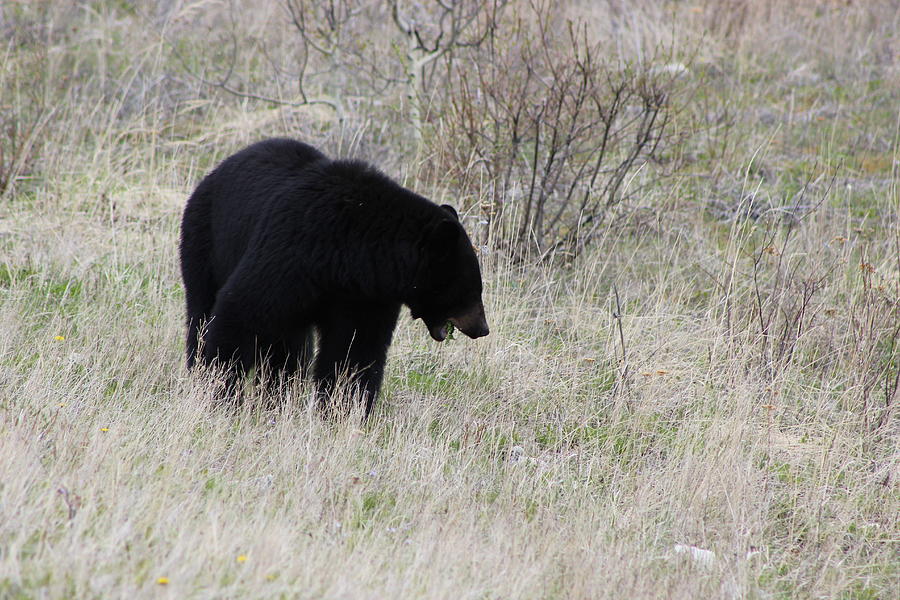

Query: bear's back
left=232, top=138, right=327, bottom=174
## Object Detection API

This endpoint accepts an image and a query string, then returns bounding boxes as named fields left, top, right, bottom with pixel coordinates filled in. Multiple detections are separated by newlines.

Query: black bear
left=179, top=138, right=489, bottom=417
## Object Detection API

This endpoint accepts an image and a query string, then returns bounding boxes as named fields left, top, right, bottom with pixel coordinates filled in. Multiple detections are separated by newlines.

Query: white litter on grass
left=508, top=446, right=578, bottom=473
left=508, top=445, right=545, bottom=467
left=673, top=544, right=717, bottom=568
left=240, top=474, right=275, bottom=490
left=509, top=445, right=527, bottom=461
left=652, top=63, right=690, bottom=78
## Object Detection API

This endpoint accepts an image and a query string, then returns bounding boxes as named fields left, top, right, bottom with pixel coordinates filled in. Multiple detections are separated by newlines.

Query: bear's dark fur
left=180, top=138, right=489, bottom=417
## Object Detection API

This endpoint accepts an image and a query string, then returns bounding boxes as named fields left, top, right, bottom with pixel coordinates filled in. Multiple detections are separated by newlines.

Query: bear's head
left=409, top=205, right=489, bottom=343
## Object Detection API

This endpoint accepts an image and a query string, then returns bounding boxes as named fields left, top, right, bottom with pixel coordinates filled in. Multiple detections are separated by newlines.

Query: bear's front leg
left=253, top=328, right=315, bottom=392
left=314, top=301, right=401, bottom=419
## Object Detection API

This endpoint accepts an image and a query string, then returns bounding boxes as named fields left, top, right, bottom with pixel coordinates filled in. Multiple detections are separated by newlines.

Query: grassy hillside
left=1, top=1, right=897, bottom=598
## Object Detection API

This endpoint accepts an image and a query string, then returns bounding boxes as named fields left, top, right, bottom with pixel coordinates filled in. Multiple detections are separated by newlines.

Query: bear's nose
left=467, top=319, right=489, bottom=339
left=451, top=306, right=489, bottom=340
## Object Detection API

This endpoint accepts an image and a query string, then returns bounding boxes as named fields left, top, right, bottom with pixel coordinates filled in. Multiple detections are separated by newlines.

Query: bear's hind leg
left=185, top=298, right=215, bottom=370
left=201, top=300, right=257, bottom=403
left=182, top=267, right=217, bottom=370
left=180, top=196, right=217, bottom=370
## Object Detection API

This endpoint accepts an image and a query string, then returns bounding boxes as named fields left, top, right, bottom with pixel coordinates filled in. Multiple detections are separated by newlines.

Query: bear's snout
left=450, top=303, right=490, bottom=339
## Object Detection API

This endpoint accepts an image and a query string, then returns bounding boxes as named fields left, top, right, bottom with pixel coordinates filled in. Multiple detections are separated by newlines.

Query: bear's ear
left=440, top=204, right=459, bottom=220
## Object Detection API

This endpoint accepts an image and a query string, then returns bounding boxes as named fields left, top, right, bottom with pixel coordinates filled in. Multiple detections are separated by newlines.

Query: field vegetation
left=1, top=0, right=897, bottom=598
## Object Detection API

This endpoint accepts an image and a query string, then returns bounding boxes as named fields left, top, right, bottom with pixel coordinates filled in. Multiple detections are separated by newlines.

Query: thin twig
left=612, top=283, right=630, bottom=393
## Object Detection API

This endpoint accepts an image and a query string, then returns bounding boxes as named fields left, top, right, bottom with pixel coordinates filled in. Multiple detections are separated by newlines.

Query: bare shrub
left=439, top=1, right=689, bottom=255
left=847, top=257, right=899, bottom=434
left=736, top=188, right=898, bottom=433
left=387, top=0, right=509, bottom=151
left=0, top=84, right=53, bottom=198
left=746, top=217, right=832, bottom=380
left=0, top=11, right=58, bottom=198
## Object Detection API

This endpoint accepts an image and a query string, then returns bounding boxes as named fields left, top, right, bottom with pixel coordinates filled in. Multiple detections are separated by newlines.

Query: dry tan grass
left=1, top=1, right=898, bottom=598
